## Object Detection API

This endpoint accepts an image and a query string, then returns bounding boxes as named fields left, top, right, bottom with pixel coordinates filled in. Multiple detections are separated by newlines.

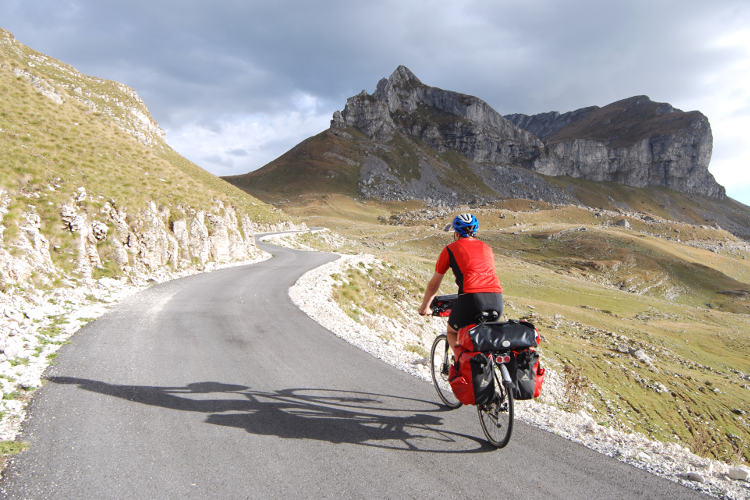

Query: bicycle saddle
left=477, top=310, right=500, bottom=323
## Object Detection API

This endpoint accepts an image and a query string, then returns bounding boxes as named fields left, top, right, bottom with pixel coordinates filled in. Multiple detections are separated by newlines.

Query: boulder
left=728, top=466, right=749, bottom=481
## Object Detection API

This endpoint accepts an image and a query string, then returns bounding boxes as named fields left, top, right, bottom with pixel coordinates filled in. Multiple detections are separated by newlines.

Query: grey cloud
left=2, top=0, right=749, bottom=197
left=4, top=0, right=749, bottom=118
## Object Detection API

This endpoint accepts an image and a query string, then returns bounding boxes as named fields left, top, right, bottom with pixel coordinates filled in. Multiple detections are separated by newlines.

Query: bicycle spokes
left=430, top=334, right=461, bottom=409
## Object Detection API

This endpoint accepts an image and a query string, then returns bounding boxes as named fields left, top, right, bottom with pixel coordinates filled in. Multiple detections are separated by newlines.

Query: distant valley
left=224, top=66, right=749, bottom=239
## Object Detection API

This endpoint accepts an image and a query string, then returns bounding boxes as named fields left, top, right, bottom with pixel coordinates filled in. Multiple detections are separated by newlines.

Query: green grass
left=1, top=30, right=289, bottom=282
left=283, top=196, right=750, bottom=464
left=3, top=391, right=24, bottom=400
left=225, top=129, right=365, bottom=201
left=0, top=441, right=29, bottom=456
left=7, top=358, right=29, bottom=368
left=405, top=344, right=429, bottom=358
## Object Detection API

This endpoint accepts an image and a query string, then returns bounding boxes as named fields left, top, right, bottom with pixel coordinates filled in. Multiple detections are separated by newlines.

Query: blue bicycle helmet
left=451, top=213, right=478, bottom=237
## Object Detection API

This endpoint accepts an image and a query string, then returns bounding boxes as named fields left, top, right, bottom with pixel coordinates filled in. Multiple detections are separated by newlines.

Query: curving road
left=0, top=241, right=705, bottom=498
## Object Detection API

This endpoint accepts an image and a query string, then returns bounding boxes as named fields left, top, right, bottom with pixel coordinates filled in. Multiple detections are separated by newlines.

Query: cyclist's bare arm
left=419, top=272, right=445, bottom=315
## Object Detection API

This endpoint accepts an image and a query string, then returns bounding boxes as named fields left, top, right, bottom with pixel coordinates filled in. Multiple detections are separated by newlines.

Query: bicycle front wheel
left=477, top=380, right=514, bottom=448
left=430, top=334, right=461, bottom=408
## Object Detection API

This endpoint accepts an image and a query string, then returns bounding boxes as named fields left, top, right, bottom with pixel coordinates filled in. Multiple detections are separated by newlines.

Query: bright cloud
left=165, top=93, right=332, bottom=177
left=680, top=26, right=750, bottom=204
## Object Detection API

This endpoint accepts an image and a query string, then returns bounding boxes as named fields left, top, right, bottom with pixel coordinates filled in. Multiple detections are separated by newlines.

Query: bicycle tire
left=430, top=334, right=462, bottom=408
left=477, top=379, right=514, bottom=448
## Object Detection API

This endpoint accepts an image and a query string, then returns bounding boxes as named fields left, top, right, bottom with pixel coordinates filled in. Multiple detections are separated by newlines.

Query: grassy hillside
left=1, top=29, right=286, bottom=283
left=276, top=196, right=750, bottom=464
left=223, top=129, right=365, bottom=202
left=543, top=176, right=750, bottom=238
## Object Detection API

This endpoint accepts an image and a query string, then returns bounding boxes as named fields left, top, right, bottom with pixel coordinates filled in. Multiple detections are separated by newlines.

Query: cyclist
left=418, top=213, right=503, bottom=352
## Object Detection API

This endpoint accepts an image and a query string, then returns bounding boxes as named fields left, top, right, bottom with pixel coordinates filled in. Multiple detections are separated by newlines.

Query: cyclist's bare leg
left=447, top=324, right=459, bottom=354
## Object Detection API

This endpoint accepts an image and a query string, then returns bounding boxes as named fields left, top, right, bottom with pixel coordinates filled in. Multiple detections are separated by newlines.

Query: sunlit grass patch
left=0, top=441, right=29, bottom=456
left=296, top=197, right=749, bottom=464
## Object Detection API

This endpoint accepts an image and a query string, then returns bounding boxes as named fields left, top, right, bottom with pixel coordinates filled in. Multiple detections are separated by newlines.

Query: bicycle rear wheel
left=430, top=334, right=461, bottom=408
left=477, top=380, right=514, bottom=448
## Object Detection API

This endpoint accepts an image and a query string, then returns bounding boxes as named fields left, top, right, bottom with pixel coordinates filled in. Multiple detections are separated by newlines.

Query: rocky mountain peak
left=616, top=95, right=675, bottom=114
left=318, top=67, right=728, bottom=202
left=332, top=66, right=542, bottom=164
left=372, top=65, right=425, bottom=114
left=387, top=65, right=422, bottom=88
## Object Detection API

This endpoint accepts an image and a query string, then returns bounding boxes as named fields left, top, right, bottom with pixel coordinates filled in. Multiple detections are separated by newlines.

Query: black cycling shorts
left=448, top=292, right=504, bottom=330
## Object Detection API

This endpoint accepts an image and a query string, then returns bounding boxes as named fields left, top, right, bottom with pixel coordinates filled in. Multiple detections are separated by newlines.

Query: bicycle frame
left=486, top=354, right=513, bottom=402
left=429, top=294, right=517, bottom=448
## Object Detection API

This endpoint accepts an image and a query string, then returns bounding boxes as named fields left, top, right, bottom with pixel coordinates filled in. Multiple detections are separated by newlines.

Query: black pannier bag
left=466, top=320, right=538, bottom=352
left=468, top=352, right=496, bottom=406
left=448, top=351, right=495, bottom=406
left=510, top=349, right=542, bottom=400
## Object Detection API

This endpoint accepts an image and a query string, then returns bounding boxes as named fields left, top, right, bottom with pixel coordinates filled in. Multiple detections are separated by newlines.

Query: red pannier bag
left=511, top=348, right=545, bottom=400
left=448, top=348, right=495, bottom=406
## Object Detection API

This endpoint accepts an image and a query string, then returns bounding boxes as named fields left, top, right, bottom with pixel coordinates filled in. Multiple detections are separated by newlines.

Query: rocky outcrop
left=332, top=65, right=543, bottom=167
left=0, top=193, right=56, bottom=286
left=507, top=96, right=724, bottom=199
left=0, top=189, right=292, bottom=288
left=330, top=67, right=725, bottom=201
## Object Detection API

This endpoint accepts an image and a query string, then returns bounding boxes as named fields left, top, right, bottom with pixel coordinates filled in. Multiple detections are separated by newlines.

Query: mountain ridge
left=225, top=66, right=748, bottom=238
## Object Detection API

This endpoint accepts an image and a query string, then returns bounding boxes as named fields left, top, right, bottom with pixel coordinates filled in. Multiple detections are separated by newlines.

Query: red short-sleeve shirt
left=436, top=237, right=502, bottom=294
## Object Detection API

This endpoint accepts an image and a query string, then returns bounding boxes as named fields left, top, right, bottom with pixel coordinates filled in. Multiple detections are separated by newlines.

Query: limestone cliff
left=0, top=188, right=300, bottom=289
left=331, top=66, right=724, bottom=200
left=506, top=96, right=724, bottom=199
left=333, top=65, right=543, bottom=167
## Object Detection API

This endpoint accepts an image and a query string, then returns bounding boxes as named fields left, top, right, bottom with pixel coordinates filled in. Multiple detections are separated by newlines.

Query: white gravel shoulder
left=288, top=251, right=750, bottom=500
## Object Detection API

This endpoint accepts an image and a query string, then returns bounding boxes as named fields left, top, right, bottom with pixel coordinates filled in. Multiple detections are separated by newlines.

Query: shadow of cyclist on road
left=48, top=377, right=493, bottom=453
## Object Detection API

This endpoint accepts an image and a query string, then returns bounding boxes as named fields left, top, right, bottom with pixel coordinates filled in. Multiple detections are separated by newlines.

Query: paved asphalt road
left=0, top=241, right=706, bottom=499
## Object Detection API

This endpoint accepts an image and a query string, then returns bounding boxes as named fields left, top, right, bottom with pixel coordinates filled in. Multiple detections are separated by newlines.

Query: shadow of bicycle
left=48, top=377, right=493, bottom=453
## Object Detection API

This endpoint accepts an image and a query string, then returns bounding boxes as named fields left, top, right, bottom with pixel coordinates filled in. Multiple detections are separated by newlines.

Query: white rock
left=24, top=309, right=44, bottom=321
left=632, top=349, right=652, bottom=364
left=91, top=220, right=108, bottom=241
left=727, top=466, right=749, bottom=481
left=680, top=472, right=705, bottom=483
left=3, top=338, right=25, bottom=359
left=3, top=309, right=24, bottom=322
left=3, top=400, right=23, bottom=413
left=652, top=382, right=669, bottom=393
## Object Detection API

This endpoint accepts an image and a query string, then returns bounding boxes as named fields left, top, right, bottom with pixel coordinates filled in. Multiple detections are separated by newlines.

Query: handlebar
left=429, top=294, right=457, bottom=317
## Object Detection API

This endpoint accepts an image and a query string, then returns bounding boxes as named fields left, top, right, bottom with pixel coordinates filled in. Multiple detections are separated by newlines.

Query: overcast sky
left=3, top=0, right=749, bottom=205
